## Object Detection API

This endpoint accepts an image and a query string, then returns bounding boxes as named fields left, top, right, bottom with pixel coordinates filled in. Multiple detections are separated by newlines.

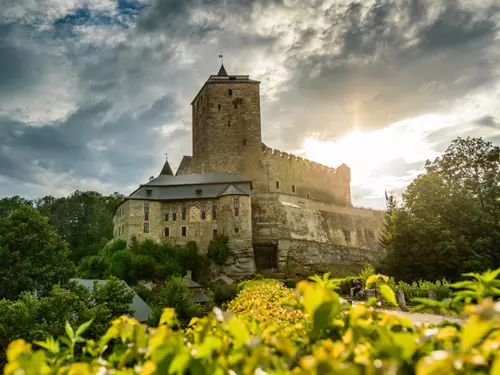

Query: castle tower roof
left=160, top=159, right=174, bottom=176
left=217, top=63, right=228, bottom=76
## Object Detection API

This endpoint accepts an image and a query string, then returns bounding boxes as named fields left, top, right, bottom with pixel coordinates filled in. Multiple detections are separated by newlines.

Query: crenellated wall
left=256, top=145, right=351, bottom=206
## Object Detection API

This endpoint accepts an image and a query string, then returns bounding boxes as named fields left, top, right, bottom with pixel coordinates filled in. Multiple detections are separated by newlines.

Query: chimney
left=187, top=270, right=192, bottom=280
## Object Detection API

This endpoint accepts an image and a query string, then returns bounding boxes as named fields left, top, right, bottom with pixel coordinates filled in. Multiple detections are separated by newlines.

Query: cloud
left=476, top=115, right=497, bottom=127
left=0, top=0, right=499, bottom=210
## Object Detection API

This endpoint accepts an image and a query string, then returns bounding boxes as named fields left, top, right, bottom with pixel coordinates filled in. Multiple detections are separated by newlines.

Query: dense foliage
left=78, top=238, right=199, bottom=285
left=5, top=268, right=500, bottom=375
left=0, top=277, right=134, bottom=365
left=0, top=206, right=75, bottom=300
left=145, top=276, right=204, bottom=327
left=380, top=137, right=500, bottom=282
left=0, top=191, right=123, bottom=263
left=207, top=234, right=230, bottom=265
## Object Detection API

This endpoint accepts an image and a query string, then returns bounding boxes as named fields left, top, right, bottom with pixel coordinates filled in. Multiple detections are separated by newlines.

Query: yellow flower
left=6, top=339, right=32, bottom=362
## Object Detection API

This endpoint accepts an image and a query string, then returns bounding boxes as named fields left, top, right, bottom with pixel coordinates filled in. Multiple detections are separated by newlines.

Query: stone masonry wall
left=113, top=195, right=252, bottom=255
left=191, top=81, right=262, bottom=178
left=252, top=192, right=386, bottom=277
left=258, top=146, right=351, bottom=205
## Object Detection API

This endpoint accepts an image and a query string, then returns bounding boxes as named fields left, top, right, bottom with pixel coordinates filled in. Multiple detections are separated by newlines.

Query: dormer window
left=146, top=188, right=152, bottom=196
left=196, top=189, right=202, bottom=196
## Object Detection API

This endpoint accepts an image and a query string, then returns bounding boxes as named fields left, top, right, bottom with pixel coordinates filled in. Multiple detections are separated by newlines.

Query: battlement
left=262, top=145, right=349, bottom=175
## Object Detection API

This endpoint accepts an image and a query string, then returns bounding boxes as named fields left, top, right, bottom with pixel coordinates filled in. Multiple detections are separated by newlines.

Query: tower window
left=164, top=206, right=170, bottom=221
left=234, top=228, right=239, bottom=234
left=181, top=204, right=187, bottom=221
left=292, top=185, right=296, bottom=193
left=234, top=197, right=239, bottom=217
left=234, top=103, right=237, bottom=109
left=228, top=89, right=232, bottom=96
left=181, top=226, right=187, bottom=237
left=144, top=202, right=150, bottom=221
left=228, top=121, right=231, bottom=127
left=143, top=223, right=149, bottom=233
left=172, top=206, right=177, bottom=222
left=165, top=227, right=170, bottom=237
left=276, top=181, right=280, bottom=189
left=218, top=104, right=221, bottom=111
left=201, top=203, right=206, bottom=220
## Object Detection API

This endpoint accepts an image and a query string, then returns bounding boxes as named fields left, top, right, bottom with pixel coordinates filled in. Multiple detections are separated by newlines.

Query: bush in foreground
left=4, top=269, right=500, bottom=375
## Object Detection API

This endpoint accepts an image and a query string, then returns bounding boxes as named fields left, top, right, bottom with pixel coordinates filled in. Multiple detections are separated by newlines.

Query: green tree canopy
left=379, top=137, right=500, bottom=282
left=35, top=191, right=124, bottom=262
left=0, top=206, right=76, bottom=299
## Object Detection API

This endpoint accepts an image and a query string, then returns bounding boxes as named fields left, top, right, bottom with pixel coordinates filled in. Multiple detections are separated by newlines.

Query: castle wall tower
left=190, top=65, right=263, bottom=181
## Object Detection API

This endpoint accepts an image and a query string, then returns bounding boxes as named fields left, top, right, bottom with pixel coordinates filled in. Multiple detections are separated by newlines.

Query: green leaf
left=169, top=352, right=191, bottom=375
left=75, top=319, right=93, bottom=337
left=227, top=318, right=249, bottom=344
left=379, top=284, right=397, bottom=307
left=65, top=321, right=74, bottom=341
left=366, top=274, right=389, bottom=289
left=460, top=316, right=494, bottom=351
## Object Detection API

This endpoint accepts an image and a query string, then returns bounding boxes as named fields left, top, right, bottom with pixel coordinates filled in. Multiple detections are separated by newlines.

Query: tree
left=0, top=196, right=32, bottom=218
left=35, top=191, right=124, bottom=263
left=379, top=137, right=500, bottom=282
left=378, top=192, right=397, bottom=252
left=0, top=278, right=134, bottom=365
left=0, top=206, right=76, bottom=299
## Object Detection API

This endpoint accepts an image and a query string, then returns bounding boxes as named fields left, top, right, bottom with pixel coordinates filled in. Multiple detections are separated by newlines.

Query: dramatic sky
left=1, top=0, right=499, bottom=209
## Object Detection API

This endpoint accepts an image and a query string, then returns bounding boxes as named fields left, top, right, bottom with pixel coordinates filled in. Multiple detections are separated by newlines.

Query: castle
left=113, top=65, right=386, bottom=279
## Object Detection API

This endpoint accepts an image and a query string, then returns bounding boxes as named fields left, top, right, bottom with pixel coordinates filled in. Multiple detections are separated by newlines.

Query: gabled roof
left=218, top=184, right=248, bottom=197
left=70, top=279, right=153, bottom=322
left=160, top=159, right=174, bottom=176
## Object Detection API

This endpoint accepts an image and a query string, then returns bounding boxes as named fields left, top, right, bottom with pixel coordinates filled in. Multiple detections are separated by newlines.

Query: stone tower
left=189, top=64, right=263, bottom=181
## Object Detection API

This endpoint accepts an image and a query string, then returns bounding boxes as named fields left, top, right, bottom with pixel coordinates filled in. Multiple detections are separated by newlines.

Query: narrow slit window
left=218, top=104, right=221, bottom=111
left=234, top=197, right=239, bottom=217
left=181, top=204, right=187, bottom=221
left=144, top=202, right=150, bottom=221
left=228, top=121, right=231, bottom=127
left=228, top=89, right=232, bottom=95
left=234, top=228, right=239, bottom=234
left=276, top=181, right=280, bottom=189
left=181, top=226, right=187, bottom=237
left=212, top=201, right=217, bottom=219
left=201, top=203, right=206, bottom=220
left=234, top=103, right=237, bottom=109
left=165, top=227, right=170, bottom=237
left=243, top=139, right=246, bottom=146
left=292, top=185, right=296, bottom=193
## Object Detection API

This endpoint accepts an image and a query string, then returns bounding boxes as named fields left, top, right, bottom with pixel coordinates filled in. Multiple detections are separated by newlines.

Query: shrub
left=129, top=254, right=157, bottom=281
left=147, top=276, right=202, bottom=327
left=207, top=235, right=230, bottom=265
left=210, top=283, right=238, bottom=304
left=283, top=278, right=297, bottom=289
